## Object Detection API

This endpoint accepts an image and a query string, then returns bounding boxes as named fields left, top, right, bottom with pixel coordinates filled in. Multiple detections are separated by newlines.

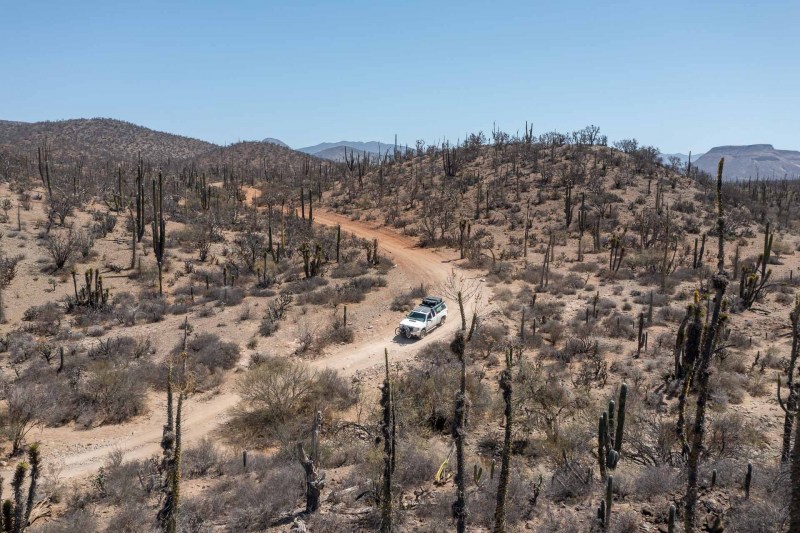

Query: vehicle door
left=434, top=303, right=445, bottom=325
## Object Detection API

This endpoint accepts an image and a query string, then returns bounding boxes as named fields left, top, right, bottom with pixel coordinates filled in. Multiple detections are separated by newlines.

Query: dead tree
left=297, top=411, right=324, bottom=513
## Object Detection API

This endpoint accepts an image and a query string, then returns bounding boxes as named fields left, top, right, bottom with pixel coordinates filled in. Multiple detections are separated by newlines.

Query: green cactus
left=744, top=462, right=753, bottom=499
left=159, top=352, right=184, bottom=533
left=451, top=331, right=468, bottom=533
left=71, top=268, right=109, bottom=309
left=606, top=475, right=614, bottom=528
left=380, top=348, right=395, bottom=533
left=668, top=504, right=676, bottom=533
left=308, top=189, right=313, bottom=226
left=2, top=499, right=10, bottom=531
left=598, top=384, right=627, bottom=478
left=23, top=445, right=39, bottom=526
left=685, top=158, right=729, bottom=533
left=636, top=313, right=647, bottom=358
left=11, top=462, right=27, bottom=533
left=473, top=465, right=483, bottom=486
left=301, top=242, right=323, bottom=279
left=598, top=412, right=609, bottom=480
left=614, top=384, right=627, bottom=455
left=564, top=180, right=574, bottom=229
left=493, top=346, right=514, bottom=533
left=152, top=172, right=166, bottom=296
left=336, top=224, right=341, bottom=263
left=740, top=221, right=773, bottom=308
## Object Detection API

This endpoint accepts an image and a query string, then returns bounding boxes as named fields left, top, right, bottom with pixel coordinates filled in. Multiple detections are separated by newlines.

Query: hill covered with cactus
left=0, top=123, right=797, bottom=532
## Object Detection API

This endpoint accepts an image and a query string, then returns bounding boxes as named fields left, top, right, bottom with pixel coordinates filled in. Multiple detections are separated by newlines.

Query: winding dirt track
left=27, top=209, right=462, bottom=482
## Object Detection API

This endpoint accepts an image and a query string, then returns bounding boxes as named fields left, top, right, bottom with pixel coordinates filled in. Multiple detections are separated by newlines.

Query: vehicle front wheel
left=420, top=328, right=427, bottom=338
left=441, top=315, right=446, bottom=325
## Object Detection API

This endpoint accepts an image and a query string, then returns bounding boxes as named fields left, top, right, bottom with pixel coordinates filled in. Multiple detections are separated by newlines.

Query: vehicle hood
left=400, top=318, right=424, bottom=328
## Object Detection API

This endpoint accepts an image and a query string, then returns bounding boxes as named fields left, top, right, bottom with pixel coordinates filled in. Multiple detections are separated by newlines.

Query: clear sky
left=1, top=1, right=797, bottom=153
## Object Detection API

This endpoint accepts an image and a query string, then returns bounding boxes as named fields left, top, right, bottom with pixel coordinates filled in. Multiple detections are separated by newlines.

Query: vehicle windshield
left=408, top=312, right=427, bottom=321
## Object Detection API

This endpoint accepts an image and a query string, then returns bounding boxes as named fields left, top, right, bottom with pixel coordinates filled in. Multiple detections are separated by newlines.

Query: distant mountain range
left=659, top=152, right=704, bottom=166
left=297, top=141, right=399, bottom=162
left=693, top=145, right=800, bottom=180
left=254, top=139, right=401, bottom=161
left=5, top=120, right=798, bottom=182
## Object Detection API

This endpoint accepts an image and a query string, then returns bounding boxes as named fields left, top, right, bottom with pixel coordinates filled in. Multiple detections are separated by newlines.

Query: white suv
left=397, top=296, right=447, bottom=339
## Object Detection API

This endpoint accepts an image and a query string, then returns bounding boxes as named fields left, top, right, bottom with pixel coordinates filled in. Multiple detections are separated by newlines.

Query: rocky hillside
left=0, top=118, right=216, bottom=163
left=0, top=119, right=323, bottom=181
left=694, top=144, right=800, bottom=180
left=188, top=140, right=321, bottom=174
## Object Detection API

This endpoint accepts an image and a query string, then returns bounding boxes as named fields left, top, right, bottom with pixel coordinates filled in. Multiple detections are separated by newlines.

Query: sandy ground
left=12, top=207, right=469, bottom=483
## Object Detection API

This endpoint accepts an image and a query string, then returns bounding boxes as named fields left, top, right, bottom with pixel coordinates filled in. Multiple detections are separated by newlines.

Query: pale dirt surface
left=1, top=159, right=797, bottom=530
left=0, top=199, right=470, bottom=484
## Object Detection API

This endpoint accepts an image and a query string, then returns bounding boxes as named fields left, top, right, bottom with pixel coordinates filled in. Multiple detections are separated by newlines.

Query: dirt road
left=23, top=208, right=464, bottom=482
left=310, top=210, right=464, bottom=374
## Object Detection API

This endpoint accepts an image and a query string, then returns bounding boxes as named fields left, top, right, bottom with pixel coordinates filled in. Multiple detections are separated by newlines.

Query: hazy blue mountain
left=298, top=140, right=401, bottom=161
left=659, top=152, right=704, bottom=166
left=261, top=137, right=289, bottom=148
left=693, top=144, right=800, bottom=180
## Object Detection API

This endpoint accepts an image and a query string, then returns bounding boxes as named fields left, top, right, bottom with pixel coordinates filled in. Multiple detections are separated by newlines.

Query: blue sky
left=1, top=1, right=797, bottom=153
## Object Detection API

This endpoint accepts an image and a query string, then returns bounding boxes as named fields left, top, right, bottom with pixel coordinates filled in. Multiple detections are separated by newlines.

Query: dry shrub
left=21, top=302, right=64, bottom=335
left=228, top=357, right=355, bottom=446
left=390, top=283, right=427, bottom=312
left=168, top=332, right=240, bottom=391
left=184, top=438, right=226, bottom=479
left=329, top=260, right=368, bottom=279
left=602, top=313, right=636, bottom=340
left=396, top=361, right=491, bottom=433
left=34, top=509, right=98, bottom=533
left=709, top=371, right=747, bottom=405
left=706, top=411, right=765, bottom=459
left=633, top=464, right=679, bottom=499
left=225, top=462, right=304, bottom=531
left=104, top=501, right=152, bottom=533
left=469, top=465, right=535, bottom=528
left=304, top=513, right=352, bottom=532
left=727, top=498, right=788, bottom=533
left=78, top=362, right=149, bottom=424
left=536, top=510, right=582, bottom=533
left=395, top=439, right=440, bottom=489
left=609, top=510, right=641, bottom=533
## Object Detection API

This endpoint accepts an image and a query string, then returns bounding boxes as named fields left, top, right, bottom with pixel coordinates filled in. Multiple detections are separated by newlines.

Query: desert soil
left=5, top=206, right=471, bottom=483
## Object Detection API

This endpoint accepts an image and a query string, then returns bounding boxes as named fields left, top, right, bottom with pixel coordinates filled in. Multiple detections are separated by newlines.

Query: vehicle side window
left=435, top=304, right=444, bottom=313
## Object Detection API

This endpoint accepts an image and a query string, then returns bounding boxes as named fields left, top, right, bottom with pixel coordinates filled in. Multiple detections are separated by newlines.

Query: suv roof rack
left=421, top=296, right=444, bottom=307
